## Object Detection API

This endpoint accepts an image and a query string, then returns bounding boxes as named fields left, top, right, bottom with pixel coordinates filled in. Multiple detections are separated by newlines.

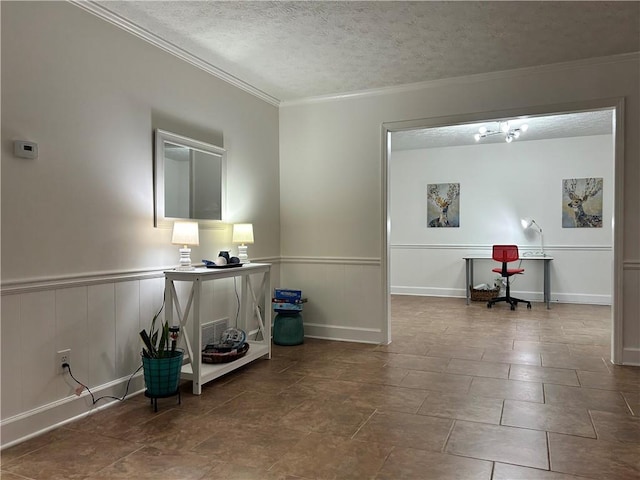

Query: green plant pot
left=141, top=349, right=184, bottom=397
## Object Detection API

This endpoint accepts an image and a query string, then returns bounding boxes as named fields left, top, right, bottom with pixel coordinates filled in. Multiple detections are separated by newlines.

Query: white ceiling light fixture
left=474, top=121, right=528, bottom=143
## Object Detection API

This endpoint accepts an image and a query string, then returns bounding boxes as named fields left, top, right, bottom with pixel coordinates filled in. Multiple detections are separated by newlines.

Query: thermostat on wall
left=14, top=140, right=38, bottom=159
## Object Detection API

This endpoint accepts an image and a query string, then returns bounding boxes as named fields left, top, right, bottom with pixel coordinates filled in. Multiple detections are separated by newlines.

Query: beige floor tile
left=445, top=358, right=510, bottom=379
left=331, top=349, right=389, bottom=366
left=568, top=344, right=611, bottom=357
left=445, top=421, right=549, bottom=469
left=2, top=429, right=141, bottom=480
left=346, top=383, right=430, bottom=414
left=282, top=376, right=364, bottom=401
left=285, top=359, right=354, bottom=379
left=400, top=370, right=473, bottom=393
left=223, top=370, right=305, bottom=394
left=549, top=432, right=640, bottom=479
left=374, top=447, right=492, bottom=479
left=0, top=472, right=27, bottom=480
left=0, top=428, right=63, bottom=467
left=502, top=399, right=596, bottom=437
left=86, top=446, right=214, bottom=479
left=493, top=462, right=595, bottom=479
left=192, top=424, right=308, bottom=470
left=417, top=391, right=503, bottom=424
left=513, top=341, right=570, bottom=354
left=577, top=370, right=640, bottom=391
left=544, top=383, right=632, bottom=414
left=481, top=349, right=541, bottom=366
left=510, top=364, right=580, bottom=386
left=208, top=390, right=309, bottom=424
left=337, top=364, right=409, bottom=386
left=278, top=398, right=375, bottom=436
left=383, top=352, right=449, bottom=372
left=375, top=340, right=429, bottom=356
left=354, top=411, right=452, bottom=450
left=542, top=353, right=609, bottom=373
left=270, top=433, right=393, bottom=480
left=424, top=345, right=485, bottom=360
left=203, top=461, right=301, bottom=480
left=469, top=377, right=544, bottom=402
left=622, top=391, right=640, bottom=416
left=590, top=410, right=640, bottom=443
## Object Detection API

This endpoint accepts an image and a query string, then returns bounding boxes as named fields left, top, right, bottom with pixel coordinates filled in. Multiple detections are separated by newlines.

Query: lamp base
left=176, top=247, right=195, bottom=270
left=237, top=244, right=250, bottom=264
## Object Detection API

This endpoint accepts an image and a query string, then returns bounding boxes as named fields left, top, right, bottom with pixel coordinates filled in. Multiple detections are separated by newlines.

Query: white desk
left=463, top=256, right=553, bottom=309
left=164, top=263, right=271, bottom=394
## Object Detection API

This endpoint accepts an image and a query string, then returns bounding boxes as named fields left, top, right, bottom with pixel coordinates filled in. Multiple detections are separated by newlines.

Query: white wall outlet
left=57, top=349, right=71, bottom=374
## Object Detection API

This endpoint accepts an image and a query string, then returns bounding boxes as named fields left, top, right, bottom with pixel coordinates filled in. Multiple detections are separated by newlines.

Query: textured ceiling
left=90, top=1, right=639, bottom=102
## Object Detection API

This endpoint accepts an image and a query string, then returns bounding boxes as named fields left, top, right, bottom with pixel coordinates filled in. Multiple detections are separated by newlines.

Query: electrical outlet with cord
left=61, top=362, right=142, bottom=405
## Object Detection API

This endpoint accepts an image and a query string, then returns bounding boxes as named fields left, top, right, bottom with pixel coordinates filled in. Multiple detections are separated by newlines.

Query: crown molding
left=68, top=0, right=281, bottom=107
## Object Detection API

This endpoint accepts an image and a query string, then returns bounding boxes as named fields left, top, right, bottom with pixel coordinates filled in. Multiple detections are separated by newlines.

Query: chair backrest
left=492, top=245, right=520, bottom=263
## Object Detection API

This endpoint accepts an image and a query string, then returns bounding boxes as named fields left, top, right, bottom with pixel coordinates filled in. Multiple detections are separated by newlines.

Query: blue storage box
left=272, top=301, right=303, bottom=312
left=274, top=288, right=302, bottom=301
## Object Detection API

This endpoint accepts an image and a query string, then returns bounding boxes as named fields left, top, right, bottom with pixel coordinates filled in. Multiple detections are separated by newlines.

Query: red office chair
left=487, top=245, right=532, bottom=310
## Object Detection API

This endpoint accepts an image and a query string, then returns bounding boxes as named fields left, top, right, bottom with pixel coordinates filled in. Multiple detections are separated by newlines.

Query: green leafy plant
left=139, top=307, right=179, bottom=359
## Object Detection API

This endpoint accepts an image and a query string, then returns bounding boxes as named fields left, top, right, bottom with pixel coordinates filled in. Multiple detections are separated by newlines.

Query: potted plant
left=139, top=308, right=183, bottom=408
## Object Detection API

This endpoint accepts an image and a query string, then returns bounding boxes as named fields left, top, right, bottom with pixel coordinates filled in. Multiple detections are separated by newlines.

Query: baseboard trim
left=1, top=375, right=145, bottom=450
left=390, top=286, right=611, bottom=305
left=303, top=322, right=382, bottom=344
left=622, top=347, right=640, bottom=366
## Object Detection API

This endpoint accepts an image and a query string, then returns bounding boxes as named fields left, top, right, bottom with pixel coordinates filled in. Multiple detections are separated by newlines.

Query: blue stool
left=273, top=311, right=304, bottom=345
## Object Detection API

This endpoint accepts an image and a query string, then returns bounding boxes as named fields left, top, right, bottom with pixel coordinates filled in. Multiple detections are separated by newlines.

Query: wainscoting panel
left=280, top=257, right=383, bottom=343
left=0, top=272, right=165, bottom=448
left=391, top=244, right=613, bottom=305
left=0, top=264, right=278, bottom=448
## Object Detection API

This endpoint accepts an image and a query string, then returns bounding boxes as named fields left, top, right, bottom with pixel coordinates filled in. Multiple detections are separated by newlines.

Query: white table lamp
left=521, top=217, right=545, bottom=257
left=172, top=221, right=199, bottom=270
left=232, top=223, right=254, bottom=264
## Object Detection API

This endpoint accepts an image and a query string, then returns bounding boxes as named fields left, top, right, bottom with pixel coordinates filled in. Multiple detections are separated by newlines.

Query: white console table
left=463, top=255, right=553, bottom=309
left=164, top=263, right=271, bottom=395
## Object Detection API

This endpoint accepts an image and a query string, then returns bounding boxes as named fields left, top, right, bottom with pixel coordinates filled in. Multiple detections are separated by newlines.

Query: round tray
left=202, top=342, right=249, bottom=363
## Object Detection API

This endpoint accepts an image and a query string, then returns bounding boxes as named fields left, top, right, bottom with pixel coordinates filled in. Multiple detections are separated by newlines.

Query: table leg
left=465, top=259, right=473, bottom=305
left=544, top=259, right=551, bottom=309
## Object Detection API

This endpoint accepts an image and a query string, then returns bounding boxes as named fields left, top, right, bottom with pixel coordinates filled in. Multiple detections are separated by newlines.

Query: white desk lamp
left=521, top=217, right=545, bottom=257
left=171, top=221, right=199, bottom=270
left=232, top=223, right=254, bottom=264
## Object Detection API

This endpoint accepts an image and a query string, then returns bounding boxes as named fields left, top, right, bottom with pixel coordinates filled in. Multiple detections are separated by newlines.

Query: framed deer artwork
left=562, top=177, right=603, bottom=228
left=427, top=183, right=460, bottom=227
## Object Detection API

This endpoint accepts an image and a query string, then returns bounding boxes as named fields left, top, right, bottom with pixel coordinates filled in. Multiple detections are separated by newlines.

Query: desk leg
left=544, top=259, right=551, bottom=309
left=465, top=259, right=473, bottom=305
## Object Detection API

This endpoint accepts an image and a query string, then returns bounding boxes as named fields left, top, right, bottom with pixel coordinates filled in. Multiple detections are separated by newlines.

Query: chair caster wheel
left=527, top=304, right=532, bottom=310
left=510, top=305, right=516, bottom=311
left=487, top=302, right=492, bottom=308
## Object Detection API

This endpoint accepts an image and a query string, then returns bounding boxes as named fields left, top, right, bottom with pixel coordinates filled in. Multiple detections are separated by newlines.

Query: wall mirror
left=154, top=129, right=226, bottom=228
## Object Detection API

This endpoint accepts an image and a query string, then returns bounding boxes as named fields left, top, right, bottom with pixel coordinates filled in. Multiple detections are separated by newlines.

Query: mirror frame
left=154, top=129, right=227, bottom=229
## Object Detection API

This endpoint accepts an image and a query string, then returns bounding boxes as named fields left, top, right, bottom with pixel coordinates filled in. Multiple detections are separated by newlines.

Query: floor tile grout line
left=441, top=418, right=457, bottom=453
left=350, top=408, right=378, bottom=440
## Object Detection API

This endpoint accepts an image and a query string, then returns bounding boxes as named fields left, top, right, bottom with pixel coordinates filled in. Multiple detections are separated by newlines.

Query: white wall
left=390, top=135, right=614, bottom=304
left=1, top=2, right=280, bottom=447
left=279, top=54, right=639, bottom=361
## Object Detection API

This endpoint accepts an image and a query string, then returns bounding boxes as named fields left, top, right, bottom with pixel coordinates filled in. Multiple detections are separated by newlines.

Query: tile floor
left=1, top=296, right=639, bottom=479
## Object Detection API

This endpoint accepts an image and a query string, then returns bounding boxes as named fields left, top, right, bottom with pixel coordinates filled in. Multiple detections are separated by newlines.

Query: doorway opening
left=382, top=100, right=624, bottom=363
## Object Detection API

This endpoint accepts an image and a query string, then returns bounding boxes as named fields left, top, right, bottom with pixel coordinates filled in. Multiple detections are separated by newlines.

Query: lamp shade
left=232, top=223, right=254, bottom=244
left=521, top=217, right=534, bottom=229
left=172, top=221, right=199, bottom=246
